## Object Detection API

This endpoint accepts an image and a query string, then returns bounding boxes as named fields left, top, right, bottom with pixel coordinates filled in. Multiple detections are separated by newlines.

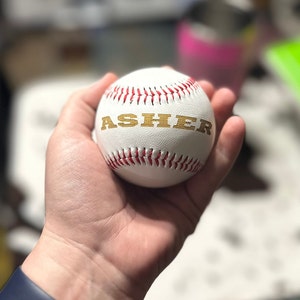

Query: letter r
left=197, top=119, right=212, bottom=135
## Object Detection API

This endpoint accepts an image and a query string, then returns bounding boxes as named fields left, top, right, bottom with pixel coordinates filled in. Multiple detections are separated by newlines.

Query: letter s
left=118, top=113, right=138, bottom=127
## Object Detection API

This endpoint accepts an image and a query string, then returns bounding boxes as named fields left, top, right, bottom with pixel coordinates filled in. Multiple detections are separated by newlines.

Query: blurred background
left=0, top=0, right=300, bottom=299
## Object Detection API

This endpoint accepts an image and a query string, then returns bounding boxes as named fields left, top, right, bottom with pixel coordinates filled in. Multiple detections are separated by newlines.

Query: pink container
left=177, top=1, right=256, bottom=95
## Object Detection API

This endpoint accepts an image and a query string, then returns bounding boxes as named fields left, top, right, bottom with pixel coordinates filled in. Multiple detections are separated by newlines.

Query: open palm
left=23, top=72, right=245, bottom=299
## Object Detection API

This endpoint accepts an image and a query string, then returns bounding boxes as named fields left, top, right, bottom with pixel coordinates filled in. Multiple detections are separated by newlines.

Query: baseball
left=95, top=67, right=216, bottom=188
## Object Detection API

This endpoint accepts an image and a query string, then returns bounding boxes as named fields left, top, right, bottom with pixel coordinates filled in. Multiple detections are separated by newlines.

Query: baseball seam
left=104, top=77, right=197, bottom=105
left=105, top=147, right=203, bottom=173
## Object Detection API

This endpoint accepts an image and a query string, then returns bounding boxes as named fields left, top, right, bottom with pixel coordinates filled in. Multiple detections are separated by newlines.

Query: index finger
left=57, top=73, right=117, bottom=134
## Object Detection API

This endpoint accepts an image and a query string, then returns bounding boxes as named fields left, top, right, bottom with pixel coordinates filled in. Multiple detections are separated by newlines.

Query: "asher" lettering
left=100, top=113, right=213, bottom=135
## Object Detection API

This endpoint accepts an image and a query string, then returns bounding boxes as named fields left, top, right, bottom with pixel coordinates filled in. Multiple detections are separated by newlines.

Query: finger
left=186, top=116, right=246, bottom=201
left=79, top=73, right=118, bottom=109
left=210, top=87, right=237, bottom=133
left=198, top=80, right=214, bottom=99
left=57, top=73, right=117, bottom=135
left=162, top=65, right=173, bottom=70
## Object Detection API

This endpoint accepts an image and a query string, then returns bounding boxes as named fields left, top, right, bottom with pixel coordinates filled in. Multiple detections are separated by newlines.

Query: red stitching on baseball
left=106, top=147, right=203, bottom=173
left=104, top=77, right=197, bottom=105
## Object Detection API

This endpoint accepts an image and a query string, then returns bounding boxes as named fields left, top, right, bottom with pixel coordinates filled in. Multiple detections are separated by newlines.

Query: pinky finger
left=204, top=116, right=246, bottom=189
left=186, top=116, right=246, bottom=201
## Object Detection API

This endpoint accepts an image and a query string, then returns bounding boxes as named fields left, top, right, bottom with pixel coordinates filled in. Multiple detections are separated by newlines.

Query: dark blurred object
left=177, top=0, right=256, bottom=95
left=252, top=0, right=271, bottom=10
left=0, top=66, right=12, bottom=200
left=222, top=140, right=269, bottom=192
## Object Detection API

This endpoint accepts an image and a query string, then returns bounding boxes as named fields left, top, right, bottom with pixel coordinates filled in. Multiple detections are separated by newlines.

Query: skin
left=21, top=72, right=245, bottom=300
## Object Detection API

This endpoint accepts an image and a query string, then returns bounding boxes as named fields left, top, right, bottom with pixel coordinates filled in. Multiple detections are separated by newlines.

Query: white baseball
left=95, top=67, right=216, bottom=188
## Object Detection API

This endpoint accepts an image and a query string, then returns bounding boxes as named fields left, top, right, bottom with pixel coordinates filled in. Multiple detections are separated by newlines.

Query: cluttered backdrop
left=1, top=0, right=300, bottom=299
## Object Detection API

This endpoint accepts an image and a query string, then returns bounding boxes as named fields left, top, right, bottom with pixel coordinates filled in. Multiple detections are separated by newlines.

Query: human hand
left=22, top=72, right=245, bottom=300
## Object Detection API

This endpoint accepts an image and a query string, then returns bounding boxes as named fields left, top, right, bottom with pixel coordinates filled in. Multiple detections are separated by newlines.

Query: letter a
left=101, top=116, right=117, bottom=130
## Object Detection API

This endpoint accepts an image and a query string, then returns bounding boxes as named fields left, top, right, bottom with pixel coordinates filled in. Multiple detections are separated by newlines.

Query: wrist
left=22, top=228, right=138, bottom=300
